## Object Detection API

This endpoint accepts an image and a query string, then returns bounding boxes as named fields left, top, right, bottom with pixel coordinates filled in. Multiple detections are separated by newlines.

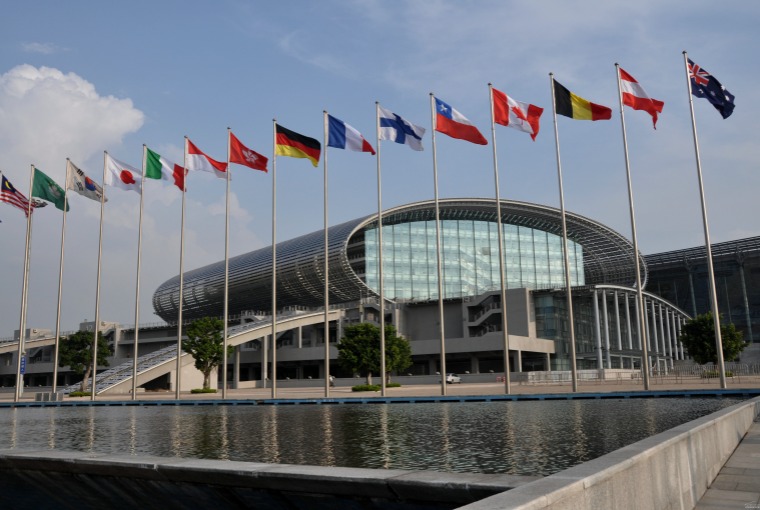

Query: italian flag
left=145, top=147, right=186, bottom=191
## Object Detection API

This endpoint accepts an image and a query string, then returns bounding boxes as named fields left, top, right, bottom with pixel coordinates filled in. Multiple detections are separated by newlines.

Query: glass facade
left=360, top=219, right=584, bottom=301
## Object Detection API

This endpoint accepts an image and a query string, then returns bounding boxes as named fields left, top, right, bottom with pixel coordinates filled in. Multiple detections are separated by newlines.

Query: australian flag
left=688, top=59, right=735, bottom=119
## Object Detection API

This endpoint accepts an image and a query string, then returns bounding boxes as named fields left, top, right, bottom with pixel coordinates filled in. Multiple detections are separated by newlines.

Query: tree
left=183, top=317, right=232, bottom=390
left=58, top=330, right=112, bottom=392
left=678, top=312, right=747, bottom=365
left=337, top=323, right=412, bottom=384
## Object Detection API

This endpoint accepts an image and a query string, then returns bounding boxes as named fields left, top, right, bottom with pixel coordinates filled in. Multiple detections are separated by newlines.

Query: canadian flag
left=492, top=88, right=543, bottom=141
left=229, top=131, right=268, bottom=172
left=619, top=67, right=664, bottom=129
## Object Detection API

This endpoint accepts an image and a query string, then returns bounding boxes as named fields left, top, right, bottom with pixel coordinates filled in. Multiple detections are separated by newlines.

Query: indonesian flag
left=619, top=67, right=664, bottom=129
left=104, top=153, right=142, bottom=194
left=229, top=131, right=268, bottom=172
left=492, top=87, right=543, bottom=141
left=186, top=138, right=228, bottom=178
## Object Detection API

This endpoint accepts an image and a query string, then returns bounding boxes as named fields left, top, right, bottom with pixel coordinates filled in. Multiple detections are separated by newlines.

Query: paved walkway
left=695, top=418, right=760, bottom=509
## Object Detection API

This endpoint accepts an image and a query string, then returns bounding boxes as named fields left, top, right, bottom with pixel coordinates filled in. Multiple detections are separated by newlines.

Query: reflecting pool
left=0, top=398, right=744, bottom=476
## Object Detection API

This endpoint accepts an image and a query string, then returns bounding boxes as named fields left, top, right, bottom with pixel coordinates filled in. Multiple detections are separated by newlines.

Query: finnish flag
left=378, top=106, right=426, bottom=151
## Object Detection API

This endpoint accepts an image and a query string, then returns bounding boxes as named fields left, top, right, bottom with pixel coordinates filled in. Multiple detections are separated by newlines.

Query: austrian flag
left=434, top=97, right=487, bottom=145
left=619, top=67, right=664, bottom=128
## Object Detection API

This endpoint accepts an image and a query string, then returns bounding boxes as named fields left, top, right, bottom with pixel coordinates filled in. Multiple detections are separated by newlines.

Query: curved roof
left=153, top=198, right=646, bottom=322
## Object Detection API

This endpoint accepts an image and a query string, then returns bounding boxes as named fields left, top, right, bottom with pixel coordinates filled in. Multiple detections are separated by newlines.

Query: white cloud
left=21, top=42, right=65, bottom=54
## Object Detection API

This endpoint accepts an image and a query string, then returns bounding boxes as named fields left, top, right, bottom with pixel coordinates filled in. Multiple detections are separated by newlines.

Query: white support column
left=296, top=326, right=303, bottom=349
left=602, top=290, right=611, bottom=369
left=233, top=346, right=240, bottom=390
left=679, top=318, right=686, bottom=359
left=614, top=291, right=622, bottom=351
left=593, top=289, right=603, bottom=369
left=658, top=303, right=667, bottom=373
left=625, top=293, right=633, bottom=350
left=516, top=350, right=522, bottom=373
left=546, top=353, right=552, bottom=371
left=671, top=311, right=680, bottom=361
left=650, top=299, right=659, bottom=358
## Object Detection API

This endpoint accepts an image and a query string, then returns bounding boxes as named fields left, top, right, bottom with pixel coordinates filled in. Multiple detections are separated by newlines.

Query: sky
left=0, top=0, right=758, bottom=339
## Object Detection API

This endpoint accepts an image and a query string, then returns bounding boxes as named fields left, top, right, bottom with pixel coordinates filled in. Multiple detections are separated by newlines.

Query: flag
left=553, top=79, right=612, bottom=121
left=186, top=138, right=228, bottom=178
left=492, top=88, right=543, bottom=141
left=378, top=106, right=426, bottom=151
left=67, top=160, right=105, bottom=202
left=327, top=115, right=375, bottom=155
left=619, top=68, right=664, bottom=129
left=1, top=174, right=38, bottom=216
left=275, top=124, right=321, bottom=167
left=145, top=148, right=186, bottom=191
left=434, top=97, right=487, bottom=145
left=688, top=58, right=735, bottom=119
left=229, top=132, right=268, bottom=171
left=105, top=154, right=142, bottom=194
left=31, top=167, right=68, bottom=211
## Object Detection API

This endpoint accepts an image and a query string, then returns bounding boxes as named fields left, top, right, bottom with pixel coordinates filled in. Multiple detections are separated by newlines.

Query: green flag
left=31, top=167, right=69, bottom=212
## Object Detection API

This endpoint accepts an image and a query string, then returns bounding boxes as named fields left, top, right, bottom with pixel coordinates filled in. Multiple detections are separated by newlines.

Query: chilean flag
left=434, top=97, right=487, bottom=145
left=327, top=115, right=375, bottom=155
left=619, top=67, right=664, bottom=129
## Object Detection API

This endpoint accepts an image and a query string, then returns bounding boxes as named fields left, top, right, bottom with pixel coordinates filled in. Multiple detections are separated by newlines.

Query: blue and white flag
left=688, top=58, right=735, bottom=119
left=328, top=115, right=375, bottom=155
left=378, top=106, right=426, bottom=151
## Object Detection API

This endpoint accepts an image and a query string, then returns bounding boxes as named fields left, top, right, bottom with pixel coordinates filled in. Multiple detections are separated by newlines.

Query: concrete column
left=658, top=303, right=667, bottom=371
left=593, top=290, right=603, bottom=369
left=679, top=318, right=686, bottom=359
left=261, top=334, right=269, bottom=384
left=470, top=355, right=480, bottom=374
left=429, top=358, right=438, bottom=376
left=602, top=291, right=611, bottom=369
left=650, top=299, right=659, bottom=356
left=614, top=291, right=622, bottom=351
left=664, top=308, right=673, bottom=369
left=634, top=296, right=642, bottom=350
left=625, top=293, right=633, bottom=350
left=296, top=327, right=303, bottom=349
left=516, top=350, right=522, bottom=373
left=546, top=353, right=551, bottom=371
left=233, top=346, right=241, bottom=389
left=671, top=312, right=680, bottom=361
left=687, top=266, right=698, bottom=317
left=738, top=260, right=754, bottom=343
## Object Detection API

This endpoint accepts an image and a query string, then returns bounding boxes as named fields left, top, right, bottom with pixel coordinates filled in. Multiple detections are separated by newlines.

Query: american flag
left=1, top=173, right=40, bottom=217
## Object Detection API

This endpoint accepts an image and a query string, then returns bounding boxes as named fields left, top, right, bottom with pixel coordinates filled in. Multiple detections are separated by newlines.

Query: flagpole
left=549, top=75, right=579, bottom=392
left=52, top=161, right=71, bottom=395
left=430, top=93, right=447, bottom=396
left=375, top=102, right=387, bottom=396
left=14, top=165, right=36, bottom=402
left=614, top=64, right=651, bottom=390
left=322, top=111, right=331, bottom=397
left=271, top=119, right=278, bottom=399
left=488, top=84, right=512, bottom=394
left=223, top=128, right=232, bottom=399
left=682, top=51, right=727, bottom=388
left=131, top=147, right=147, bottom=400
left=176, top=138, right=189, bottom=400
left=91, top=153, right=108, bottom=401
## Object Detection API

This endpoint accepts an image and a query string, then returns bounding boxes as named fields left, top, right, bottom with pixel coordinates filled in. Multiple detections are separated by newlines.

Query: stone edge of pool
left=455, top=395, right=760, bottom=510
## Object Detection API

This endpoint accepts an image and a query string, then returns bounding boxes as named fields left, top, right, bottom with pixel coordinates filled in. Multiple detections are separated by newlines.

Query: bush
left=190, top=388, right=218, bottom=394
left=68, top=391, right=92, bottom=397
left=701, top=370, right=733, bottom=378
left=351, top=383, right=401, bottom=392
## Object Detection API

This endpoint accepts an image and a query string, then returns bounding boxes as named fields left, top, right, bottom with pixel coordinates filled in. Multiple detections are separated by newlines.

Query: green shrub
left=701, top=370, right=733, bottom=378
left=351, top=383, right=401, bottom=392
left=68, top=391, right=92, bottom=397
left=387, top=382, right=401, bottom=388
left=190, top=388, right=218, bottom=394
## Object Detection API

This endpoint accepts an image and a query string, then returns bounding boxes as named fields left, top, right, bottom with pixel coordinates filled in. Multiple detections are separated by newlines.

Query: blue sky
left=1, top=0, right=758, bottom=337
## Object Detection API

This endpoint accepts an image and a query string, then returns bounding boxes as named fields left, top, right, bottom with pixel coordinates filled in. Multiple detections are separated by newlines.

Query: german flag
left=553, top=79, right=611, bottom=121
left=275, top=124, right=321, bottom=167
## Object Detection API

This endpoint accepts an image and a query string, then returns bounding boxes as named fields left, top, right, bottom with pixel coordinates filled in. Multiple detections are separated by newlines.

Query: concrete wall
left=456, top=396, right=760, bottom=510
left=0, top=450, right=538, bottom=510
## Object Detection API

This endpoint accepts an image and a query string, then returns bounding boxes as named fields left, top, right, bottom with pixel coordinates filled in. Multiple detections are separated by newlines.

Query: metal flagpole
left=614, top=64, right=651, bottom=390
left=375, top=103, right=387, bottom=396
left=488, top=84, right=512, bottom=394
left=549, top=75, right=579, bottom=392
left=271, top=119, right=278, bottom=399
left=14, top=165, right=36, bottom=402
left=429, top=93, right=447, bottom=396
left=52, top=161, right=71, bottom=395
left=682, top=51, right=727, bottom=388
left=131, top=147, right=147, bottom=400
left=223, top=129, right=232, bottom=399
left=176, top=138, right=189, bottom=400
left=91, top=153, right=109, bottom=401
left=323, top=111, right=331, bottom=397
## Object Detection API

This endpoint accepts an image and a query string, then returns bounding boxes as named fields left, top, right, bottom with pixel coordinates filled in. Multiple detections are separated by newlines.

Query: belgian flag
left=553, top=79, right=611, bottom=121
left=275, top=124, right=321, bottom=167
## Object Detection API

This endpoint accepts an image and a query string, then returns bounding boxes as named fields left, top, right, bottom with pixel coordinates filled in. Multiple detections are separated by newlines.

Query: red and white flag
left=492, top=88, right=543, bottom=141
left=186, top=138, right=228, bottom=178
left=104, top=154, right=142, bottom=194
left=619, top=68, right=664, bottom=129
left=229, top=131, right=268, bottom=172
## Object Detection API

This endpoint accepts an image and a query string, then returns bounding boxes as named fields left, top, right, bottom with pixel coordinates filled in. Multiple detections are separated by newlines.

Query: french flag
left=435, top=97, right=488, bottom=145
left=328, top=115, right=375, bottom=155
